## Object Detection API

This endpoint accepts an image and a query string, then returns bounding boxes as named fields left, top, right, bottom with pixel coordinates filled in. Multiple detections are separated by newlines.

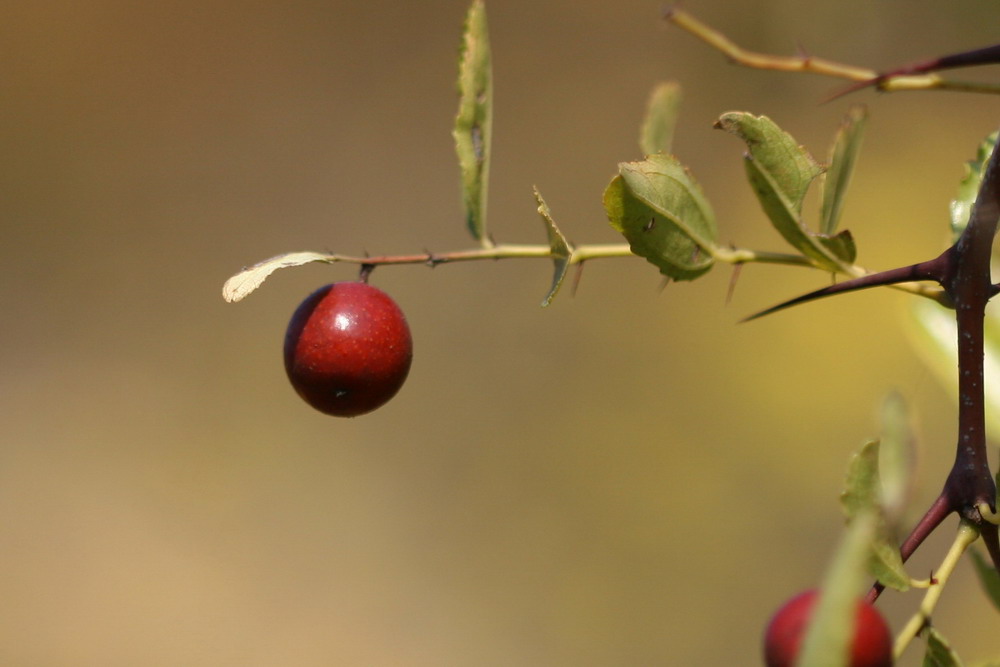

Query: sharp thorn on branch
left=726, top=263, right=743, bottom=305
left=571, top=262, right=585, bottom=298
left=742, top=255, right=950, bottom=323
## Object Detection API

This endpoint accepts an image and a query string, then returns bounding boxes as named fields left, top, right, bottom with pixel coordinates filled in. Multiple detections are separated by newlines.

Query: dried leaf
left=453, top=0, right=493, bottom=246
left=222, top=251, right=332, bottom=303
left=533, top=187, right=571, bottom=307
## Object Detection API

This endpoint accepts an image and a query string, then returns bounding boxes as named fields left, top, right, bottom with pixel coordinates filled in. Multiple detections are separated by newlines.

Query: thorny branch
left=663, top=6, right=1000, bottom=98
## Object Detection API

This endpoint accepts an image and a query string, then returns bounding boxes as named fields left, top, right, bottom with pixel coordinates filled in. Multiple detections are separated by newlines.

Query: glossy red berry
left=763, top=589, right=893, bottom=667
left=284, top=282, right=413, bottom=417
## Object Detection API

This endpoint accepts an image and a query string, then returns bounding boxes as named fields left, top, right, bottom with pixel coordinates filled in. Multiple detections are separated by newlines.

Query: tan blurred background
left=3, top=1, right=1000, bottom=664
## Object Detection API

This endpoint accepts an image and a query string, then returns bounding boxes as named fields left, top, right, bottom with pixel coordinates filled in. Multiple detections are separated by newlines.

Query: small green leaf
left=821, top=105, right=867, bottom=235
left=533, top=187, right=571, bottom=307
left=639, top=82, right=682, bottom=156
left=868, top=537, right=910, bottom=592
left=453, top=0, right=493, bottom=246
left=841, top=440, right=881, bottom=518
left=717, top=112, right=854, bottom=270
left=222, top=251, right=332, bottom=303
left=605, top=154, right=717, bottom=281
left=798, top=513, right=877, bottom=667
left=840, top=440, right=910, bottom=591
left=716, top=112, right=823, bottom=212
left=879, top=392, right=916, bottom=522
left=741, top=151, right=852, bottom=271
left=923, top=627, right=965, bottom=667
left=970, top=548, right=1000, bottom=613
left=950, top=131, right=999, bottom=240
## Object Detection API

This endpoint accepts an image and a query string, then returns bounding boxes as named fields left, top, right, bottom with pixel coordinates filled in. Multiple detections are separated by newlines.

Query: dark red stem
left=829, top=42, right=1000, bottom=100
left=870, top=43, right=1000, bottom=88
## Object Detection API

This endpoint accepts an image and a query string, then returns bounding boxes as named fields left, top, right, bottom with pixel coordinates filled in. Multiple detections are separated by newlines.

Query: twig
left=663, top=6, right=1000, bottom=97
left=892, top=520, right=980, bottom=658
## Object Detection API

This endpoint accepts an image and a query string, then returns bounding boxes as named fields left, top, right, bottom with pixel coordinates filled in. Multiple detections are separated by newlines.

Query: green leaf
left=867, top=531, right=910, bottom=591
left=879, top=392, right=916, bottom=522
left=717, top=112, right=855, bottom=270
left=841, top=440, right=881, bottom=519
left=818, top=229, right=857, bottom=264
left=639, top=82, right=682, bottom=156
left=970, top=548, right=1000, bottom=613
left=923, top=627, right=965, bottom=667
left=453, top=0, right=493, bottom=247
left=840, top=440, right=910, bottom=591
left=222, top=251, right=332, bottom=303
left=950, top=131, right=999, bottom=240
left=605, top=154, right=717, bottom=281
left=820, top=105, right=867, bottom=235
left=533, top=187, right=571, bottom=307
left=798, top=513, right=877, bottom=667
left=716, top=112, right=823, bottom=212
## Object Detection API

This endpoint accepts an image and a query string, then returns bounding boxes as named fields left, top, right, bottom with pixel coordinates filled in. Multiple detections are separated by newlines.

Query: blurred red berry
left=764, top=589, right=893, bottom=667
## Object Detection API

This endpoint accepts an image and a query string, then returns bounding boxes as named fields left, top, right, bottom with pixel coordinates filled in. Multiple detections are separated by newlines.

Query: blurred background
left=3, top=0, right=1000, bottom=664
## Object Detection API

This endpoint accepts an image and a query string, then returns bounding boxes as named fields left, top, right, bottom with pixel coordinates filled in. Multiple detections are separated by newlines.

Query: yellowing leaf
left=453, top=0, right=493, bottom=246
left=533, top=187, right=571, bottom=307
left=222, top=251, right=332, bottom=303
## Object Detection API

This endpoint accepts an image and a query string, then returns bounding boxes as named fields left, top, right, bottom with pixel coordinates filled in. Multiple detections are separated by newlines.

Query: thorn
left=571, top=262, right=585, bottom=298
left=658, top=276, right=671, bottom=293
left=821, top=76, right=882, bottom=104
left=742, top=254, right=948, bottom=322
left=726, top=263, right=743, bottom=305
left=423, top=249, right=441, bottom=268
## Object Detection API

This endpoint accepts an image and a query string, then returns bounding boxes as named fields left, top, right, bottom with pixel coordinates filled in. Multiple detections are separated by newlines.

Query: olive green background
left=3, top=1, right=1000, bottom=664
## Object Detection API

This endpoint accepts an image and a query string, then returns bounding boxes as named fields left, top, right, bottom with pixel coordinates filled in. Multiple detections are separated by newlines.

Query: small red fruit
left=763, top=589, right=893, bottom=667
left=284, top=282, right=413, bottom=417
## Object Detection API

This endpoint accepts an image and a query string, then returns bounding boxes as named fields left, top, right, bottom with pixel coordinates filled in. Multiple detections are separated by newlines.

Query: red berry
left=284, top=282, right=413, bottom=417
left=763, top=589, right=893, bottom=667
